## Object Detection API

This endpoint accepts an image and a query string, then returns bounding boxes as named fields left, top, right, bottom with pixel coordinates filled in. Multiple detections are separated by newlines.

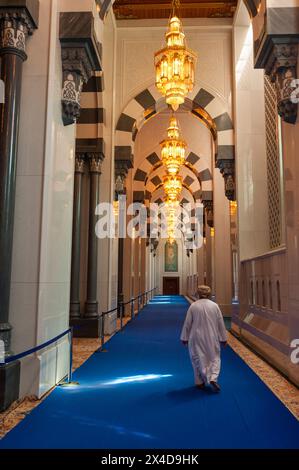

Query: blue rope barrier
left=4, top=328, right=71, bottom=364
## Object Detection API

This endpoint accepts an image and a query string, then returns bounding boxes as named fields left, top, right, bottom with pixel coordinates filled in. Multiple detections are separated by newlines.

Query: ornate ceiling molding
left=113, top=0, right=237, bottom=20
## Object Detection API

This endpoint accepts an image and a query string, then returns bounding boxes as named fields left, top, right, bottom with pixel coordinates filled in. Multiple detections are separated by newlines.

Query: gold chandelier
left=154, top=0, right=197, bottom=111
left=165, top=199, right=179, bottom=244
left=161, top=115, right=186, bottom=176
left=163, top=174, right=182, bottom=203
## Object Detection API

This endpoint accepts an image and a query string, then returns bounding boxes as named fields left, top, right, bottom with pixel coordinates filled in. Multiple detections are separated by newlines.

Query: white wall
left=98, top=10, right=118, bottom=312
left=233, top=3, right=269, bottom=261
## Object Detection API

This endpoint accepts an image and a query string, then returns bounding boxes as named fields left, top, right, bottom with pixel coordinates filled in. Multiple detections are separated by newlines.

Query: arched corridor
left=1, top=296, right=298, bottom=449
left=0, top=0, right=299, bottom=457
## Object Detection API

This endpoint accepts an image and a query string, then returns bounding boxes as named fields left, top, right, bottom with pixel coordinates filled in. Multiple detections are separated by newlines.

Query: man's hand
left=181, top=340, right=188, bottom=346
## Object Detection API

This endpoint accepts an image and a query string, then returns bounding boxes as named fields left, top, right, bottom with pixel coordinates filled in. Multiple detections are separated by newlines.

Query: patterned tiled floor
left=0, top=316, right=298, bottom=439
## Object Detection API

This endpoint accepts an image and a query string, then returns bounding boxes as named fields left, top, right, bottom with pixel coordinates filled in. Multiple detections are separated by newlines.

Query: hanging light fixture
left=160, top=115, right=186, bottom=176
left=166, top=201, right=178, bottom=244
left=154, top=0, right=197, bottom=111
left=163, top=174, right=182, bottom=202
left=230, top=200, right=237, bottom=217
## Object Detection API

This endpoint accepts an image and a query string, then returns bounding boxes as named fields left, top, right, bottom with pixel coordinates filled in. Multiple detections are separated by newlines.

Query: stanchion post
left=120, top=301, right=124, bottom=330
left=100, top=312, right=105, bottom=350
left=68, top=327, right=73, bottom=384
left=131, top=298, right=134, bottom=319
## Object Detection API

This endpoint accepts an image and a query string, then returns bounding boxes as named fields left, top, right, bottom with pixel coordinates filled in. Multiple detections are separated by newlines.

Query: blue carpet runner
left=1, top=296, right=298, bottom=449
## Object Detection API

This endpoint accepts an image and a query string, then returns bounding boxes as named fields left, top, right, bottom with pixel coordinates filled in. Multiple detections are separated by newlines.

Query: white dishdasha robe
left=181, top=299, right=228, bottom=385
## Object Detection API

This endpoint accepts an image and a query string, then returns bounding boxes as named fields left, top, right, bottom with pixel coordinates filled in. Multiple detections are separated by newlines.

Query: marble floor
left=0, top=315, right=298, bottom=440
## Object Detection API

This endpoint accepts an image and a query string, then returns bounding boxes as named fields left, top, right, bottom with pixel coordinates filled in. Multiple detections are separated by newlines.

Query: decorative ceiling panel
left=113, top=0, right=237, bottom=20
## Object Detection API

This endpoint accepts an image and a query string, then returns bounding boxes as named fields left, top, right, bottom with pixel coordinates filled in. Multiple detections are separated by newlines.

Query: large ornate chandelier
left=162, top=115, right=184, bottom=243
left=161, top=115, right=186, bottom=176
left=154, top=0, right=197, bottom=111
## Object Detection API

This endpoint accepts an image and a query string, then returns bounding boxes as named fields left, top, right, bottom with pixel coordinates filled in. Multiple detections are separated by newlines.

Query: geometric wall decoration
left=264, top=73, right=282, bottom=249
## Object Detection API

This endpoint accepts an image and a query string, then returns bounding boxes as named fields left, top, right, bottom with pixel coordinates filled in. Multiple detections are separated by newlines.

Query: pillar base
left=70, top=318, right=100, bottom=338
left=0, top=361, right=20, bottom=412
left=0, top=322, right=12, bottom=355
left=70, top=302, right=81, bottom=319
left=84, top=301, right=98, bottom=319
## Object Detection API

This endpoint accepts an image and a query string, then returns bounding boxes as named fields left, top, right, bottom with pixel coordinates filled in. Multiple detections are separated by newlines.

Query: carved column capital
left=0, top=2, right=39, bottom=59
left=265, top=43, right=298, bottom=124
left=88, top=153, right=103, bottom=174
left=59, top=12, right=102, bottom=126
left=75, top=153, right=85, bottom=173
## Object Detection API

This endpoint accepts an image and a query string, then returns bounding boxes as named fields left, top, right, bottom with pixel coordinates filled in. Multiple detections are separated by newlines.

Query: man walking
left=181, top=285, right=228, bottom=392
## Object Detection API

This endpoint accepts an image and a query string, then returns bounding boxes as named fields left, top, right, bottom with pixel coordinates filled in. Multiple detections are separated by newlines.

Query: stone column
left=0, top=3, right=38, bottom=356
left=115, top=162, right=129, bottom=307
left=0, top=1, right=39, bottom=412
left=197, top=246, right=205, bottom=285
left=115, top=158, right=133, bottom=315
left=214, top=169, right=232, bottom=315
left=70, top=154, right=85, bottom=319
left=205, top=225, right=212, bottom=288
left=85, top=154, right=103, bottom=317
left=140, top=237, right=146, bottom=301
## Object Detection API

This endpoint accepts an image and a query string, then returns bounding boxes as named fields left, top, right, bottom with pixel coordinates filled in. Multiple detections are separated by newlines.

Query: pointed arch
left=115, top=83, right=234, bottom=166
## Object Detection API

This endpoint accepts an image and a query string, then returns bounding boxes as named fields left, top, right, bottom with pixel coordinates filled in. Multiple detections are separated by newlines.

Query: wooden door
left=163, top=277, right=180, bottom=295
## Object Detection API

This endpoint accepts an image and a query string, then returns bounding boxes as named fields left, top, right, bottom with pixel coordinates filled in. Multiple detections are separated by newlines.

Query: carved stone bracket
left=59, top=12, right=102, bottom=126
left=61, top=48, right=90, bottom=126
left=150, top=238, right=159, bottom=257
left=75, top=137, right=105, bottom=174
left=217, top=159, right=235, bottom=201
left=265, top=43, right=298, bottom=125
left=115, top=160, right=132, bottom=197
left=202, top=200, right=214, bottom=228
